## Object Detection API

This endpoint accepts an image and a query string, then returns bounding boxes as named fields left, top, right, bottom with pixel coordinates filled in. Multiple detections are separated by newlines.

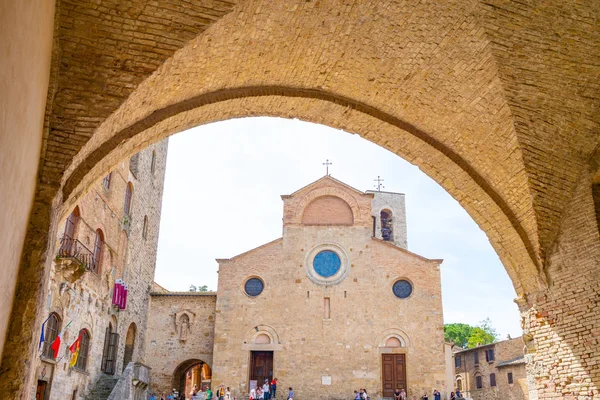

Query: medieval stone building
left=147, top=176, right=447, bottom=399
left=34, top=140, right=168, bottom=400
left=453, top=337, right=528, bottom=400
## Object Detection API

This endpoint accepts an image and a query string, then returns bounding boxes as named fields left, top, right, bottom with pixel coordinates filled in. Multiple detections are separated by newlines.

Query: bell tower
left=367, top=190, right=408, bottom=249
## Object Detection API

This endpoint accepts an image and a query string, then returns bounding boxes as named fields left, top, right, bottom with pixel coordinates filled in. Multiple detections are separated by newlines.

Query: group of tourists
left=353, top=388, right=370, bottom=400
left=249, top=378, right=284, bottom=400
left=391, top=388, right=444, bottom=400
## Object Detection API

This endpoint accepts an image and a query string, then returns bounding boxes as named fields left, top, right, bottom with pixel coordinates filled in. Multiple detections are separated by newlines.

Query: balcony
left=55, top=237, right=96, bottom=282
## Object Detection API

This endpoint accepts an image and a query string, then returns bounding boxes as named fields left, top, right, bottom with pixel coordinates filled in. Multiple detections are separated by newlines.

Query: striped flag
left=38, top=315, right=51, bottom=352
left=50, top=320, right=72, bottom=359
left=69, top=332, right=82, bottom=368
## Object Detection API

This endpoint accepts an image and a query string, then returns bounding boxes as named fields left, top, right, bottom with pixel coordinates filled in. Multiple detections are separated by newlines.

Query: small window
left=455, top=356, right=461, bottom=368
left=103, top=172, right=112, bottom=190
left=324, top=297, right=331, bottom=319
left=593, top=182, right=600, bottom=233
left=142, top=216, right=148, bottom=240
left=124, top=182, right=133, bottom=215
left=474, top=351, right=479, bottom=366
left=75, top=330, right=90, bottom=371
left=508, top=372, right=514, bottom=384
left=129, top=153, right=140, bottom=177
left=485, top=348, right=495, bottom=362
left=92, top=229, right=104, bottom=273
left=150, top=150, right=157, bottom=175
left=476, top=375, right=483, bottom=389
left=42, top=313, right=61, bottom=359
left=490, top=373, right=496, bottom=387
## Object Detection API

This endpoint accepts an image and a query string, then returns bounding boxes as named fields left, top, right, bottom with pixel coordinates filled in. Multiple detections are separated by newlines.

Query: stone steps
left=85, top=374, right=119, bottom=400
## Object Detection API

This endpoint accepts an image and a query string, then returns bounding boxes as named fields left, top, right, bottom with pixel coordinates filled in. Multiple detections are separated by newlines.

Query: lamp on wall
left=254, top=326, right=259, bottom=332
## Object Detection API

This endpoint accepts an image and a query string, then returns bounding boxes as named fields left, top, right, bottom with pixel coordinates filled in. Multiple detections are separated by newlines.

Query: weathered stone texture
left=454, top=338, right=528, bottom=400
left=29, top=140, right=168, bottom=400
left=1, top=1, right=599, bottom=398
left=368, top=191, right=408, bottom=250
left=145, top=293, right=217, bottom=395
left=210, top=178, right=446, bottom=400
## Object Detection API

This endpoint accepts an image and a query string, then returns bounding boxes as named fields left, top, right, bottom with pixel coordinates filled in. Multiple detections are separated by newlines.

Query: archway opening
left=173, top=359, right=212, bottom=398
left=122, top=323, right=136, bottom=372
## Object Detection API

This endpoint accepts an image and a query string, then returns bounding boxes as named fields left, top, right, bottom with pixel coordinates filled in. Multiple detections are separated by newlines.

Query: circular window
left=392, top=280, right=413, bottom=299
left=244, top=278, right=264, bottom=297
left=313, top=250, right=341, bottom=278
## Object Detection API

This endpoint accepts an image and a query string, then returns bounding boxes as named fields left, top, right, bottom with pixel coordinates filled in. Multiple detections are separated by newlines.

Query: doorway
left=36, top=381, right=47, bottom=400
left=382, top=354, right=407, bottom=398
left=249, top=351, right=273, bottom=388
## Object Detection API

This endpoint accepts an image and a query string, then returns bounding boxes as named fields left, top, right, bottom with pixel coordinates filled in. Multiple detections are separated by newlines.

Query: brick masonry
left=147, top=177, right=447, bottom=400
left=0, top=1, right=598, bottom=398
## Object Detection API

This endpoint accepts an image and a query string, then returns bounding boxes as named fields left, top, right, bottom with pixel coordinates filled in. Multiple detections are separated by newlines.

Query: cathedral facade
left=147, top=176, right=446, bottom=399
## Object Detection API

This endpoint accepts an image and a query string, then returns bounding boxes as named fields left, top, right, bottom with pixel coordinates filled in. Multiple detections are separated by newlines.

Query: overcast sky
left=154, top=117, right=522, bottom=338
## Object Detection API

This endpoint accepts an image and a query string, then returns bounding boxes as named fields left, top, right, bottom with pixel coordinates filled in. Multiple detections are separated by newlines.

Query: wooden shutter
left=101, top=327, right=111, bottom=372
left=107, top=333, right=119, bottom=374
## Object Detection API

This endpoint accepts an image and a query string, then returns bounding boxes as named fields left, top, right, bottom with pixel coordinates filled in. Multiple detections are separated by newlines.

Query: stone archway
left=1, top=1, right=599, bottom=398
left=172, top=359, right=212, bottom=398
left=122, top=323, right=137, bottom=372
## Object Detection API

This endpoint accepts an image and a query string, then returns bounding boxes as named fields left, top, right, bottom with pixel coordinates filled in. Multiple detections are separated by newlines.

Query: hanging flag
left=50, top=320, right=72, bottom=359
left=69, top=332, right=82, bottom=368
left=38, top=315, right=51, bottom=352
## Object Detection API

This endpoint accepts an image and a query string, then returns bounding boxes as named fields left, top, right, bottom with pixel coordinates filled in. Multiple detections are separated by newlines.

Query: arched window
left=103, top=172, right=112, bottom=190
left=101, top=323, right=118, bottom=374
left=92, top=229, right=104, bottom=273
left=42, top=313, right=61, bottom=359
left=385, top=336, right=402, bottom=348
left=456, top=377, right=463, bottom=391
left=380, top=209, right=393, bottom=241
left=124, top=182, right=133, bottom=215
left=150, top=150, right=157, bottom=175
left=255, top=333, right=271, bottom=344
left=75, top=329, right=90, bottom=371
left=476, top=374, right=483, bottom=389
left=142, top=216, right=148, bottom=240
left=62, top=206, right=80, bottom=256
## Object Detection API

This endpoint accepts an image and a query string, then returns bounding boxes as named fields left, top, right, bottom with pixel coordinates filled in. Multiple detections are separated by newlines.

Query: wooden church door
left=250, top=351, right=273, bottom=387
left=382, top=354, right=407, bottom=397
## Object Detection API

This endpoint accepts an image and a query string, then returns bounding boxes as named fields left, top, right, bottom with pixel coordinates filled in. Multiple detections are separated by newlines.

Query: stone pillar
left=519, top=167, right=600, bottom=399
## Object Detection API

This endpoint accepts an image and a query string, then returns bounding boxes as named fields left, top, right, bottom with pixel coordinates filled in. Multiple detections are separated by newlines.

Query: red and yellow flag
left=69, top=333, right=82, bottom=368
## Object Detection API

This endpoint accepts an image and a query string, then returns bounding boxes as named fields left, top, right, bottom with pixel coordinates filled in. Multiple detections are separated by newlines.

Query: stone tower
left=367, top=190, right=408, bottom=249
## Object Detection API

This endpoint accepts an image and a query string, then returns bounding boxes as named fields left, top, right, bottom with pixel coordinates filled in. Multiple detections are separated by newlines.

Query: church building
left=146, top=176, right=446, bottom=399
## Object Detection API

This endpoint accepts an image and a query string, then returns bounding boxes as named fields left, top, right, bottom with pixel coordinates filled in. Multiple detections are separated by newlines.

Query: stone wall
left=211, top=178, right=446, bottom=400
left=520, top=164, right=600, bottom=399
left=454, top=338, right=527, bottom=400
left=31, top=140, right=168, bottom=400
left=0, top=0, right=55, bottom=363
left=145, top=293, right=217, bottom=395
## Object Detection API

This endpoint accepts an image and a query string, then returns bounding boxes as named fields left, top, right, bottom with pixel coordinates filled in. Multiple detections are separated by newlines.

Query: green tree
left=466, top=318, right=498, bottom=348
left=197, top=285, right=209, bottom=292
left=444, top=323, right=473, bottom=348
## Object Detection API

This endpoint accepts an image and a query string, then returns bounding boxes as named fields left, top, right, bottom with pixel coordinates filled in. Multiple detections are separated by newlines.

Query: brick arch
left=56, top=1, right=548, bottom=298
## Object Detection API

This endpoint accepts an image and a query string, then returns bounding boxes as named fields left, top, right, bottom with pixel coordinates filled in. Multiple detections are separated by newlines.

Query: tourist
left=263, top=379, right=271, bottom=400
left=149, top=393, right=157, bottom=400
left=354, top=390, right=361, bottom=400
left=226, top=386, right=231, bottom=400
left=421, top=391, right=428, bottom=400
left=287, top=387, right=294, bottom=400
left=250, top=385, right=256, bottom=400
left=400, top=388, right=407, bottom=400
left=217, top=385, right=225, bottom=400
left=455, top=389, right=462, bottom=399
left=161, top=392, right=167, bottom=400
left=433, top=389, right=440, bottom=400
left=271, top=378, right=277, bottom=399
left=206, top=386, right=213, bottom=400
left=363, top=388, right=369, bottom=400
left=393, top=388, right=401, bottom=400
left=257, top=386, right=264, bottom=400
left=450, top=392, right=455, bottom=400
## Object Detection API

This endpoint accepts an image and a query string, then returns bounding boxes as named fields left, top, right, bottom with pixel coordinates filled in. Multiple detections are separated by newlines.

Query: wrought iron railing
left=57, top=236, right=97, bottom=272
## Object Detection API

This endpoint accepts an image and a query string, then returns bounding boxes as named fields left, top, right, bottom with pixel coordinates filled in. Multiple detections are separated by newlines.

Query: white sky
left=154, top=117, right=522, bottom=338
